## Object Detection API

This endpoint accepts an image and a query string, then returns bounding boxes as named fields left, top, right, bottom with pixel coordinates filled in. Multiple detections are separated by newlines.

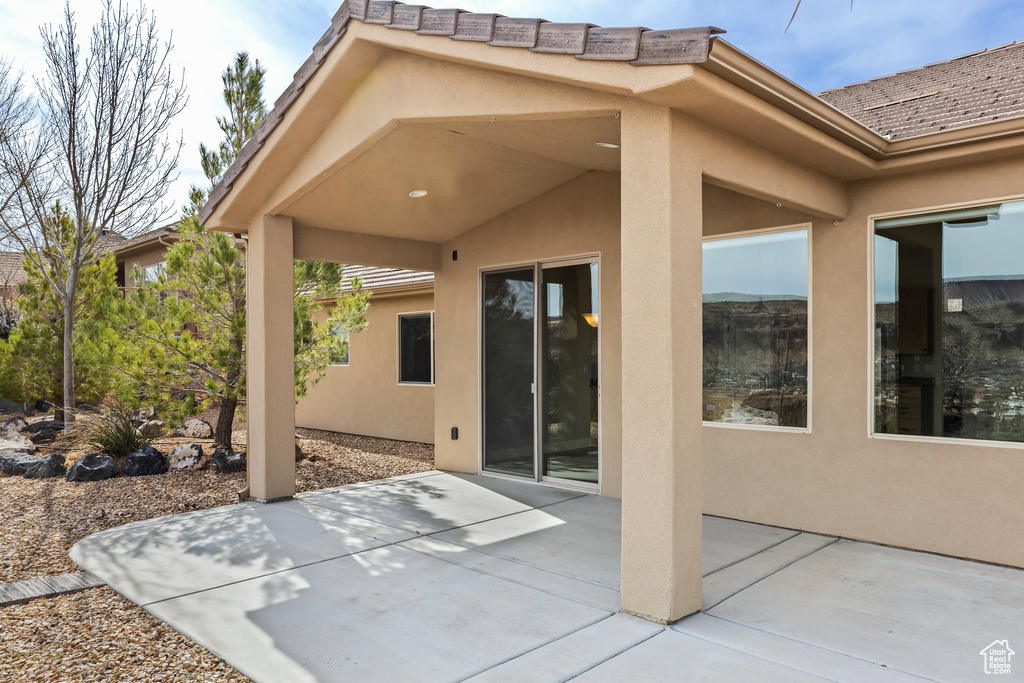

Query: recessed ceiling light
left=409, top=190, right=428, bottom=198
left=596, top=142, right=620, bottom=149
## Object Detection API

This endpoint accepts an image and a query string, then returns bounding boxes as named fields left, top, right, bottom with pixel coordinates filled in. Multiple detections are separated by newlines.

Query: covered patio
left=72, top=471, right=1024, bottom=682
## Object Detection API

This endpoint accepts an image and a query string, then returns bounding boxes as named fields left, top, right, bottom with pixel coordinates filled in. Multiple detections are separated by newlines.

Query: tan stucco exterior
left=297, top=289, right=435, bottom=444
left=200, top=12, right=1024, bottom=623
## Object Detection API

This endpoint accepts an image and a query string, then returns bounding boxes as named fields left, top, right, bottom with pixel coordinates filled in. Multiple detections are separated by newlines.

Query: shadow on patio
left=71, top=471, right=1024, bottom=682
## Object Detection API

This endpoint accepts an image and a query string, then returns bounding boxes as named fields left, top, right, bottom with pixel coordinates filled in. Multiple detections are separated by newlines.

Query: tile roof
left=342, top=264, right=434, bottom=292
left=105, top=224, right=179, bottom=254
left=199, top=0, right=724, bottom=223
left=0, top=251, right=26, bottom=287
left=816, top=41, right=1024, bottom=140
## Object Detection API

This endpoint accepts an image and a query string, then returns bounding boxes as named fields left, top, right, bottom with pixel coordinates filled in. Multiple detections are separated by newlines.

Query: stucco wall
left=702, top=157, right=1024, bottom=569
left=120, top=243, right=170, bottom=288
left=295, top=290, right=435, bottom=444
left=435, top=171, right=624, bottom=497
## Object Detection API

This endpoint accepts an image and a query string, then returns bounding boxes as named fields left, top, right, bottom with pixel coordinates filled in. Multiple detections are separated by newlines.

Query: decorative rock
left=2, top=416, right=28, bottom=435
left=137, top=420, right=168, bottom=438
left=0, top=452, right=39, bottom=476
left=30, top=427, right=61, bottom=444
left=174, top=418, right=213, bottom=439
left=295, top=436, right=306, bottom=462
left=26, top=419, right=64, bottom=434
left=212, top=448, right=246, bottom=474
left=0, top=435, right=34, bottom=454
left=66, top=453, right=119, bottom=482
left=168, top=443, right=207, bottom=471
left=24, top=453, right=68, bottom=479
left=122, top=445, right=167, bottom=477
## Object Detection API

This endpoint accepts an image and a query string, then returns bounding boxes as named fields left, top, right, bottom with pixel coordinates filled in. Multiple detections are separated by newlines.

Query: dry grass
left=1, top=408, right=435, bottom=681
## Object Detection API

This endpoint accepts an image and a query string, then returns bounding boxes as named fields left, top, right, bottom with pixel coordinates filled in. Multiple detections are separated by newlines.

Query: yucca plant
left=88, top=399, right=155, bottom=458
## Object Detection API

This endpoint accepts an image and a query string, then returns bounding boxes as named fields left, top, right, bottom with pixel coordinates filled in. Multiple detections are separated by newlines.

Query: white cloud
left=1, top=0, right=1020, bottom=223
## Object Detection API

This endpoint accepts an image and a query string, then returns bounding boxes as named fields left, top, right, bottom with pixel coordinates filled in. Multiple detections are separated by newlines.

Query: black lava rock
left=0, top=452, right=39, bottom=476
left=212, top=448, right=247, bottom=474
left=122, top=445, right=167, bottom=477
left=66, top=452, right=119, bottom=482
left=24, top=453, right=68, bottom=479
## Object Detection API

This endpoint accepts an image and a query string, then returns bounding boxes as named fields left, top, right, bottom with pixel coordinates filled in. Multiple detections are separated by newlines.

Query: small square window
left=399, top=312, right=433, bottom=384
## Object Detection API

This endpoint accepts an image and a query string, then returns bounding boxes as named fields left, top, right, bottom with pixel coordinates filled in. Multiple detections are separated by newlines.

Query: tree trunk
left=214, top=396, right=237, bottom=448
left=62, top=293, right=75, bottom=425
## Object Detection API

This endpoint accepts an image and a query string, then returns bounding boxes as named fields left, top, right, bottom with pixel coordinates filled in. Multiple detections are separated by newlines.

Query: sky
left=1, top=0, right=1023, bottom=215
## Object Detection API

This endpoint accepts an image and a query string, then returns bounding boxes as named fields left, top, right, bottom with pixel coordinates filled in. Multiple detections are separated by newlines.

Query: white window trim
left=701, top=222, right=813, bottom=434
left=397, top=310, right=434, bottom=386
left=866, top=194, right=1024, bottom=450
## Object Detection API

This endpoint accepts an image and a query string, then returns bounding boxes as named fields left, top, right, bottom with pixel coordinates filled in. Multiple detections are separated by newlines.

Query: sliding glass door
left=482, top=258, right=600, bottom=488
left=482, top=268, right=536, bottom=477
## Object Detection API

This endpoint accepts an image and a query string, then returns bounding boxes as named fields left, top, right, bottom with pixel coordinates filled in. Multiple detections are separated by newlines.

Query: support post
left=619, top=102, right=704, bottom=623
left=246, top=214, right=296, bottom=501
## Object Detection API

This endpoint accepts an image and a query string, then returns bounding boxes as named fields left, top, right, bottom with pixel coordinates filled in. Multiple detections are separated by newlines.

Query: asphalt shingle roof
left=0, top=252, right=26, bottom=287
left=342, top=265, right=433, bottom=292
left=816, top=41, right=1024, bottom=140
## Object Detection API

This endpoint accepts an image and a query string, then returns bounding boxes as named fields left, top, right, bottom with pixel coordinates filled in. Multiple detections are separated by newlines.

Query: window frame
left=397, top=310, right=435, bottom=386
left=701, top=222, right=813, bottom=434
left=867, top=195, right=1024, bottom=450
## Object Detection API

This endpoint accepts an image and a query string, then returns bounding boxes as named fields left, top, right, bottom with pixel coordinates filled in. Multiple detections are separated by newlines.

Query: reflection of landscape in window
left=874, top=201, right=1024, bottom=443
left=702, top=230, right=809, bottom=428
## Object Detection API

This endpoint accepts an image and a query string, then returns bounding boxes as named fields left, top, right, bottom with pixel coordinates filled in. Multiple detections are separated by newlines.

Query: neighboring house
left=297, top=265, right=435, bottom=443
left=190, top=0, right=1024, bottom=624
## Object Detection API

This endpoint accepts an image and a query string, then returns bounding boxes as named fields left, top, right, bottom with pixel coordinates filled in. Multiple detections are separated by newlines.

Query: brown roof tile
left=0, top=252, right=27, bottom=287
left=342, top=265, right=433, bottom=292
left=198, top=0, right=724, bottom=224
left=816, top=41, right=1024, bottom=140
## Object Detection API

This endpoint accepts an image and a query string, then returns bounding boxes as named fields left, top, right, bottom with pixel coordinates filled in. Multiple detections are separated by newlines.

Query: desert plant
left=88, top=399, right=155, bottom=457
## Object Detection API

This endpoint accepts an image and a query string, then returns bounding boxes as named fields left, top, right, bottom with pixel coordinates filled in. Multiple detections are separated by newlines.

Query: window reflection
left=874, top=200, right=1024, bottom=442
left=702, top=229, right=809, bottom=428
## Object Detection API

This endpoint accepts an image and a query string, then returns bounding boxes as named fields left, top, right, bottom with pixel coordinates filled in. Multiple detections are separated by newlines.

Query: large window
left=398, top=312, right=433, bottom=384
left=873, top=200, right=1024, bottom=443
left=702, top=227, right=810, bottom=428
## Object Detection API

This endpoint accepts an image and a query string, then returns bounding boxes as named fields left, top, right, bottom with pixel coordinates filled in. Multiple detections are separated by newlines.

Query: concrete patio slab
left=571, top=629, right=831, bottom=682
left=702, top=515, right=799, bottom=575
left=673, top=613, right=926, bottom=682
left=430, top=494, right=621, bottom=589
left=708, top=539, right=1024, bottom=681
left=145, top=544, right=611, bottom=683
left=466, top=613, right=662, bottom=683
left=71, top=503, right=388, bottom=605
left=702, top=532, right=837, bottom=609
left=71, top=473, right=1024, bottom=682
left=300, top=471, right=585, bottom=535
left=400, top=536, right=621, bottom=611
left=271, top=498, right=418, bottom=544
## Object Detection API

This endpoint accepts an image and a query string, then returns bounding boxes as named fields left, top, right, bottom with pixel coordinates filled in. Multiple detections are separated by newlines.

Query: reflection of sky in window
left=505, top=279, right=535, bottom=318
left=943, top=202, right=1024, bottom=281
left=702, top=229, right=808, bottom=299
left=874, top=235, right=898, bottom=304
left=545, top=263, right=599, bottom=318
left=874, top=201, right=1024, bottom=303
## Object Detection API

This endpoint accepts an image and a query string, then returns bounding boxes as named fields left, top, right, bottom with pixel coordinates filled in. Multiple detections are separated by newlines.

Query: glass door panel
left=541, top=262, right=599, bottom=484
left=483, top=268, right=536, bottom=477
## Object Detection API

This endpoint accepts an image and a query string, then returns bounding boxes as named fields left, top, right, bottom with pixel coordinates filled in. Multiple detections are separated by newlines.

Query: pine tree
left=103, top=53, right=370, bottom=447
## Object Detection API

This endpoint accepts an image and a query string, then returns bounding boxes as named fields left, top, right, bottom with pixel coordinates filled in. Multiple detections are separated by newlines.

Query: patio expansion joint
left=687, top=612, right=936, bottom=682
left=702, top=528, right=803, bottom=578
left=461, top=612, right=623, bottom=681
left=702, top=535, right=841, bottom=611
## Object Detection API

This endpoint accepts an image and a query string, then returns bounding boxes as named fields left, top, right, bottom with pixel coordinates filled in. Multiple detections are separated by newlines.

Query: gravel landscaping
left=0, top=408, right=435, bottom=681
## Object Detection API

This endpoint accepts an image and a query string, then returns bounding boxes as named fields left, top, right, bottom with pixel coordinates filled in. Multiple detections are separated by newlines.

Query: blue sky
left=1, top=0, right=1022, bottom=211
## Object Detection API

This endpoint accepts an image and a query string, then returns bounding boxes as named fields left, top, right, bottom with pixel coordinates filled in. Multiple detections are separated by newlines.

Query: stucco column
left=619, top=102, right=704, bottom=623
left=246, top=214, right=296, bottom=501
